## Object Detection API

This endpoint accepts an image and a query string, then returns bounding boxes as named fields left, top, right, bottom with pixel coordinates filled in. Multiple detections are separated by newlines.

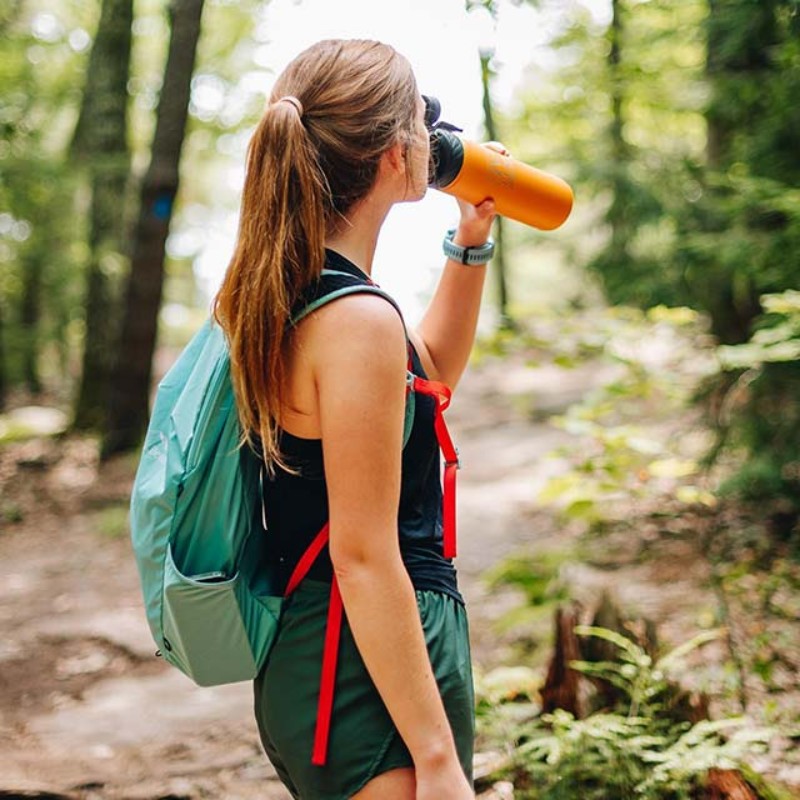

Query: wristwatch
left=442, top=229, right=495, bottom=266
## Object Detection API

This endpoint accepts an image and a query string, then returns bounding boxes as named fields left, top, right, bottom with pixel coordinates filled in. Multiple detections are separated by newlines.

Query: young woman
left=213, top=38, right=499, bottom=800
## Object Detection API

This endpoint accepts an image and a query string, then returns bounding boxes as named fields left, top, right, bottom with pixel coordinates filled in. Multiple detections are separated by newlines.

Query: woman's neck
left=325, top=186, right=393, bottom=276
left=325, top=231, right=378, bottom=276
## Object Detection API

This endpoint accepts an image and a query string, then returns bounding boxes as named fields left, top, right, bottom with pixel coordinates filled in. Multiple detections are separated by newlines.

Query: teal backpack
left=129, top=269, right=459, bottom=764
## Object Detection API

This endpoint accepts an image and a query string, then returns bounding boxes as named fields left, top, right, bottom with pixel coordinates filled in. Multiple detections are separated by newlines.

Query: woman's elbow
left=329, top=529, right=402, bottom=584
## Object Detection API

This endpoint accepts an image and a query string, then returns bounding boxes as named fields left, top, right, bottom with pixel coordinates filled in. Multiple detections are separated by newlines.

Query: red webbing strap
left=412, top=377, right=459, bottom=559
left=282, top=370, right=459, bottom=767
left=311, top=577, right=343, bottom=766
left=283, top=521, right=341, bottom=767
left=285, top=522, right=330, bottom=596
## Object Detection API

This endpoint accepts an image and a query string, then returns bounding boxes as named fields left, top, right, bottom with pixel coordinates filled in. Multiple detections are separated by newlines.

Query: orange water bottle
left=424, top=96, right=574, bottom=231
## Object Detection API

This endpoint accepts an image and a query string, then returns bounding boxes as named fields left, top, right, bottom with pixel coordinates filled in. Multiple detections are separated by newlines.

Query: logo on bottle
left=488, top=153, right=514, bottom=188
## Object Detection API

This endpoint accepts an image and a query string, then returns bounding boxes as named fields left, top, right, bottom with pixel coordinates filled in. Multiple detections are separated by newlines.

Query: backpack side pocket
left=161, top=543, right=282, bottom=686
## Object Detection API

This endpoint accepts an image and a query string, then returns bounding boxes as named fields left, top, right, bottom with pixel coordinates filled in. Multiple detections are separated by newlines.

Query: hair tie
left=275, top=95, right=304, bottom=117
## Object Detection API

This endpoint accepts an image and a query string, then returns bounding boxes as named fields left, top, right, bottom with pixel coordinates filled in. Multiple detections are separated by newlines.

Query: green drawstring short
left=253, top=581, right=474, bottom=800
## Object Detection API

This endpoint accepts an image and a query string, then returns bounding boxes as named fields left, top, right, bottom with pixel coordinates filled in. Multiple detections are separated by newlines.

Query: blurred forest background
left=1, top=0, right=799, bottom=798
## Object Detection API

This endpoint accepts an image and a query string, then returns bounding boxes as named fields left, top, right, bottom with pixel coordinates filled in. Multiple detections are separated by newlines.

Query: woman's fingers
left=483, top=140, right=511, bottom=157
left=472, top=197, right=496, bottom=219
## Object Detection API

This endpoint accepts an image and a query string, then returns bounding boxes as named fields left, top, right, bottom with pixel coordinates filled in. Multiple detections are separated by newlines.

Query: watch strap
left=443, top=229, right=495, bottom=265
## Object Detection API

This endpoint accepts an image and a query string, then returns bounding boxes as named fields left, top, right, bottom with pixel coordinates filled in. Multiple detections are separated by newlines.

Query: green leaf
left=675, top=485, right=718, bottom=507
left=648, top=458, right=698, bottom=479
left=574, top=625, right=647, bottom=663
left=656, top=628, right=725, bottom=673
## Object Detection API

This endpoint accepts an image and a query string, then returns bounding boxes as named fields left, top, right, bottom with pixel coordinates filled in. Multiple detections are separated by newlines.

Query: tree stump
left=537, top=596, right=767, bottom=798
left=701, top=768, right=760, bottom=799
left=539, top=602, right=584, bottom=717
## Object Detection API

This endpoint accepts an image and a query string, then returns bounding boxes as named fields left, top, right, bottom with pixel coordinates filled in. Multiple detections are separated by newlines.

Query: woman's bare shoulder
left=301, top=290, right=407, bottom=360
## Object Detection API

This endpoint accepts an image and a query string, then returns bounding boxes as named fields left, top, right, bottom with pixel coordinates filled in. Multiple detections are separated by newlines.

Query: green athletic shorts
left=253, top=581, right=474, bottom=800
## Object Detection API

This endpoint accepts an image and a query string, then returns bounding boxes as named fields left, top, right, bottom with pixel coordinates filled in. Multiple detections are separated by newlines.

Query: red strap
left=442, top=461, right=458, bottom=559
left=282, top=371, right=460, bottom=768
left=283, top=522, right=340, bottom=767
left=285, top=522, right=330, bottom=596
left=311, top=578, right=343, bottom=766
left=412, top=376, right=459, bottom=559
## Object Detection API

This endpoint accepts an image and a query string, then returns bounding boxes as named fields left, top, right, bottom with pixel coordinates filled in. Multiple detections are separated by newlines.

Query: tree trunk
left=607, top=0, right=631, bottom=269
left=702, top=768, right=760, bottom=800
left=540, top=604, right=585, bottom=717
left=700, top=0, right=781, bottom=345
left=586, top=0, right=651, bottom=307
left=0, top=294, right=6, bottom=410
left=20, top=253, right=43, bottom=394
left=479, top=50, right=513, bottom=331
left=70, top=0, right=133, bottom=431
left=102, top=0, right=206, bottom=458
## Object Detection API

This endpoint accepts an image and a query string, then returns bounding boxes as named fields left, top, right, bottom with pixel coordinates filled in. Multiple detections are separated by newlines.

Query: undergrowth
left=475, top=626, right=779, bottom=799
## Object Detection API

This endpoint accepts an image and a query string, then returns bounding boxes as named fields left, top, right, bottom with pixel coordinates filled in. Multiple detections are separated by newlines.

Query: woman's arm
left=309, top=293, right=474, bottom=797
left=411, top=194, right=498, bottom=391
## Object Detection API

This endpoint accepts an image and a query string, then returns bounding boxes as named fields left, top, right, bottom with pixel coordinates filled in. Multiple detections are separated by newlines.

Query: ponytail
left=212, top=39, right=418, bottom=471
left=214, top=99, right=326, bottom=469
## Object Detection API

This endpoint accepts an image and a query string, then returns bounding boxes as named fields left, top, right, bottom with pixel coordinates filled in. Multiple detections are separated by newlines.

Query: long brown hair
left=213, top=39, right=418, bottom=469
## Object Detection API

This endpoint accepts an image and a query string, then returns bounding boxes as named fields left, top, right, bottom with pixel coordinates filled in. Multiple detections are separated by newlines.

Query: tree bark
left=479, top=50, right=513, bottom=331
left=606, top=0, right=631, bottom=270
left=20, top=253, right=43, bottom=394
left=700, top=0, right=781, bottom=345
left=102, top=0, right=206, bottom=457
left=70, top=0, right=133, bottom=431
left=540, top=604, right=585, bottom=717
left=0, top=293, right=6, bottom=410
left=702, top=768, right=760, bottom=800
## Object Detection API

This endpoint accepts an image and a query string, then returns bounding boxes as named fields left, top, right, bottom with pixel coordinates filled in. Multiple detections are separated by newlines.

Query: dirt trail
left=0, top=354, right=589, bottom=799
left=0, top=355, right=796, bottom=798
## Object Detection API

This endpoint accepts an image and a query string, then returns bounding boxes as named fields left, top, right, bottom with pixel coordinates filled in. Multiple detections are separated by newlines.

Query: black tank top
left=261, top=249, right=463, bottom=605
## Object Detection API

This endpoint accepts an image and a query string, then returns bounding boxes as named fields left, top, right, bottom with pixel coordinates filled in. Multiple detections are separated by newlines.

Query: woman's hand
left=415, top=756, right=474, bottom=800
left=452, top=141, right=509, bottom=246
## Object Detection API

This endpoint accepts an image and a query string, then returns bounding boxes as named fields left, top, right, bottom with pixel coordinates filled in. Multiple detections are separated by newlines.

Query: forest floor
left=0, top=342, right=799, bottom=799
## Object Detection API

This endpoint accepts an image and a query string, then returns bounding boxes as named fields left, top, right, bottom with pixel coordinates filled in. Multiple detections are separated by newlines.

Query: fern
left=477, top=626, right=774, bottom=799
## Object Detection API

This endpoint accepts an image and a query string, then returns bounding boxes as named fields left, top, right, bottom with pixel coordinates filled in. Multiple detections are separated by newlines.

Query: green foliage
left=717, top=291, right=800, bottom=369
left=481, top=550, right=573, bottom=661
left=508, top=0, right=800, bottom=520
left=0, top=2, right=94, bottom=397
left=510, top=710, right=769, bottom=800
left=92, top=503, right=130, bottom=538
left=484, top=551, right=571, bottom=608
left=570, top=625, right=725, bottom=718
left=672, top=168, right=800, bottom=346
left=668, top=2, right=800, bottom=516
left=1, top=501, right=24, bottom=525
left=0, top=0, right=267, bottom=408
left=509, top=0, right=708, bottom=309
left=529, top=305, right=718, bottom=529
left=477, top=626, right=774, bottom=799
left=710, top=290, right=800, bottom=512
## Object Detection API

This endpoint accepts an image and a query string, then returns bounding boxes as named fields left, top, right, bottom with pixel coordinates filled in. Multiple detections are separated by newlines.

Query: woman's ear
left=381, top=140, right=407, bottom=176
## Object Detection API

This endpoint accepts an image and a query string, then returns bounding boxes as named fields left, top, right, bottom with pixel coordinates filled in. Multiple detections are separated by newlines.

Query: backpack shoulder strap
left=290, top=269, right=415, bottom=449
left=290, top=269, right=407, bottom=334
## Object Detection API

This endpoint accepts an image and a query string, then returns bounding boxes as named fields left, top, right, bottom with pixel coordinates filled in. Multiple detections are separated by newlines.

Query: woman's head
left=214, top=39, right=422, bottom=468
left=272, top=38, right=422, bottom=223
